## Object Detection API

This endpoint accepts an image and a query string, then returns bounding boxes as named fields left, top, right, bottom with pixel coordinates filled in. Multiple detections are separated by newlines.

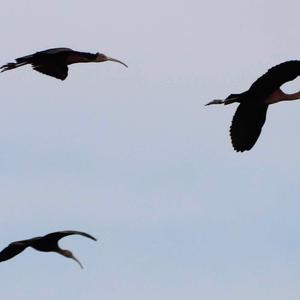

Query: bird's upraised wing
left=230, top=101, right=269, bottom=152
left=249, top=60, right=300, bottom=96
left=0, top=241, right=29, bottom=262
left=43, top=231, right=97, bottom=243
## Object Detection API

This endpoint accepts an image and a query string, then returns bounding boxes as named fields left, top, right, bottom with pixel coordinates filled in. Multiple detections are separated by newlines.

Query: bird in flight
left=206, top=60, right=300, bottom=152
left=0, top=47, right=128, bottom=80
left=0, top=230, right=97, bottom=268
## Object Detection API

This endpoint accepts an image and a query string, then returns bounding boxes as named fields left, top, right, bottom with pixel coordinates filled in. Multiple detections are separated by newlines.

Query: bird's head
left=61, top=249, right=83, bottom=269
left=95, top=53, right=128, bottom=68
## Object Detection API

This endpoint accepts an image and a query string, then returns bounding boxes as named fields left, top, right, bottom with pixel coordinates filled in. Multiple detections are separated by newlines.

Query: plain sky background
left=1, top=0, right=300, bottom=299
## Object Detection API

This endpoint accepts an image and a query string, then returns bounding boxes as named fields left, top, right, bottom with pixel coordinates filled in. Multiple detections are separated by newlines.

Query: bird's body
left=206, top=60, right=300, bottom=152
left=0, top=47, right=128, bottom=80
left=0, top=230, right=97, bottom=268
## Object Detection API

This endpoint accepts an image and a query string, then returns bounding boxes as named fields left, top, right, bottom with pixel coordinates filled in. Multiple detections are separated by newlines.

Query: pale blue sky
left=1, top=0, right=300, bottom=299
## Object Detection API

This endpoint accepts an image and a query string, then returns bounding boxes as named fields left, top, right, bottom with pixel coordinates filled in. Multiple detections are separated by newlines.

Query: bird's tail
left=0, top=54, right=33, bottom=72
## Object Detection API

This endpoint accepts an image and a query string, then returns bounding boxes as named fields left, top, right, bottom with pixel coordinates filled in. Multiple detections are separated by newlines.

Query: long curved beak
left=106, top=57, right=128, bottom=68
left=71, top=254, right=84, bottom=269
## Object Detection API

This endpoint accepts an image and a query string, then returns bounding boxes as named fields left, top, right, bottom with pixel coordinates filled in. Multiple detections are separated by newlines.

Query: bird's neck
left=265, top=89, right=300, bottom=104
left=57, top=248, right=67, bottom=256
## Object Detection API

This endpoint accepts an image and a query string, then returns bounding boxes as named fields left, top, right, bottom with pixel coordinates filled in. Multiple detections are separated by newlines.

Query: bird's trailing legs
left=1, top=62, right=28, bottom=72
left=205, top=97, right=238, bottom=106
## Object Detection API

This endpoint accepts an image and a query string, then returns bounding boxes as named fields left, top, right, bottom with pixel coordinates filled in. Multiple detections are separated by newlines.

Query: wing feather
left=230, top=102, right=269, bottom=152
left=43, top=231, right=97, bottom=242
left=249, top=60, right=300, bottom=96
left=32, top=63, right=68, bottom=80
left=0, top=242, right=28, bottom=262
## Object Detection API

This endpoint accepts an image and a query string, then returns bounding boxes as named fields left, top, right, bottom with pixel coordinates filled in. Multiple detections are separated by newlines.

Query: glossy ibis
left=1, top=47, right=128, bottom=80
left=0, top=230, right=97, bottom=268
left=206, top=61, right=300, bottom=152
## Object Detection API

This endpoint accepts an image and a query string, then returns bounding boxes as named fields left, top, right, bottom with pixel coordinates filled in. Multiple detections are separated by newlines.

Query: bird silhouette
left=0, top=230, right=97, bottom=268
left=206, top=60, right=300, bottom=152
left=0, top=47, right=128, bottom=80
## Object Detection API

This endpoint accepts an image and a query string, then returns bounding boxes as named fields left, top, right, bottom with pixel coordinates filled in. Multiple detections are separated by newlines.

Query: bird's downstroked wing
left=0, top=242, right=28, bottom=262
left=32, top=63, right=68, bottom=80
left=230, top=102, right=269, bottom=152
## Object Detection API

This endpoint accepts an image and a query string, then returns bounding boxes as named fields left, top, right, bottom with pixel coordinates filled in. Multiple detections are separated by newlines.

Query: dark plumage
left=206, top=61, right=300, bottom=152
left=0, top=47, right=128, bottom=80
left=0, top=230, right=97, bottom=268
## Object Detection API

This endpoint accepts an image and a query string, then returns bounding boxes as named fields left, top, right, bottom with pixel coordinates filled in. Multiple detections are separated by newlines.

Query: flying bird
left=206, top=60, right=300, bottom=152
left=0, top=230, right=97, bottom=268
left=0, top=47, right=128, bottom=80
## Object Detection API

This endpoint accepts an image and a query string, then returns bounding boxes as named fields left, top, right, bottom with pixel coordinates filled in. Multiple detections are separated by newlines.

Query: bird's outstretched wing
left=0, top=241, right=29, bottom=262
left=230, top=102, right=268, bottom=152
left=249, top=60, right=300, bottom=96
left=32, top=63, right=68, bottom=80
left=43, top=231, right=97, bottom=242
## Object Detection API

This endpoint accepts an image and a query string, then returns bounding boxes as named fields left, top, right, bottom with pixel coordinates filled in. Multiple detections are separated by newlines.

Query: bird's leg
left=0, top=61, right=28, bottom=72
